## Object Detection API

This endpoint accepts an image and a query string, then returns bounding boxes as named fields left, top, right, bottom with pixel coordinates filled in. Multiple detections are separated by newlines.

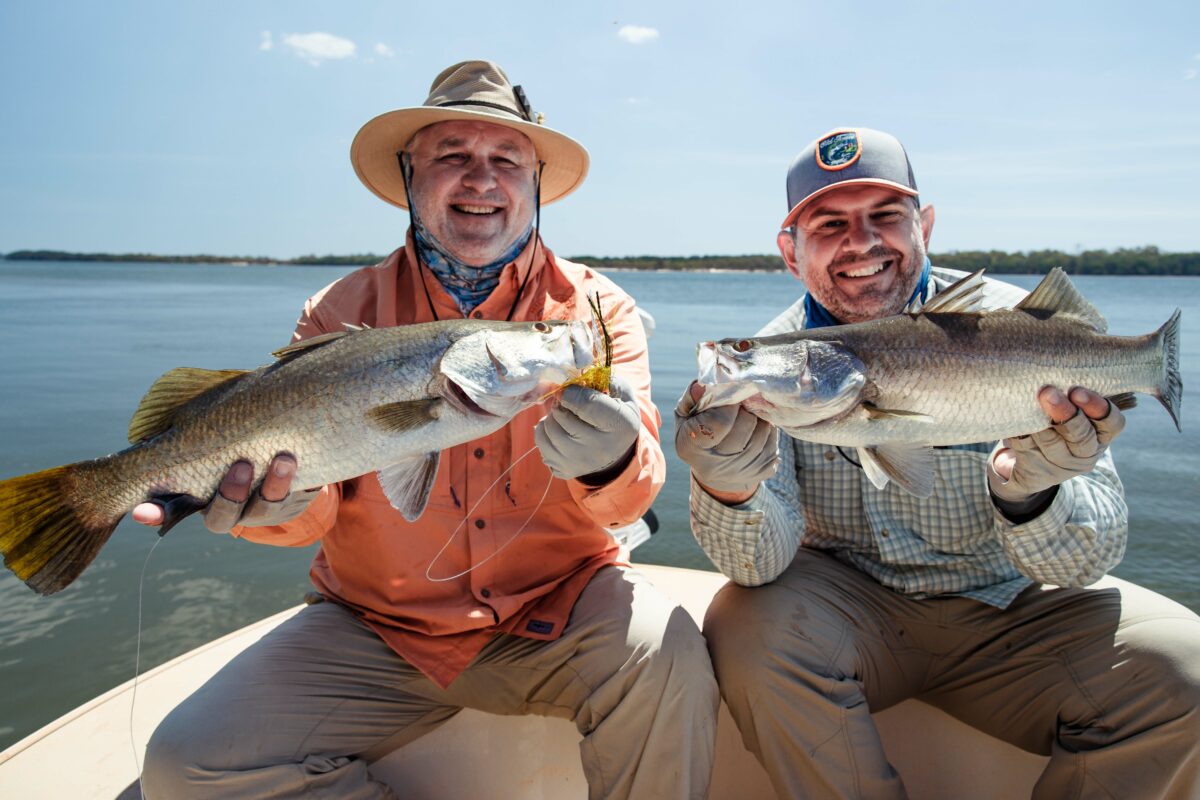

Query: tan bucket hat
left=351, top=60, right=590, bottom=209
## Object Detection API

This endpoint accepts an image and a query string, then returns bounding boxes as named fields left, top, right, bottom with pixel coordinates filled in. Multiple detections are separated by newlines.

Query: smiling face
left=777, top=184, right=935, bottom=324
left=406, top=120, right=539, bottom=266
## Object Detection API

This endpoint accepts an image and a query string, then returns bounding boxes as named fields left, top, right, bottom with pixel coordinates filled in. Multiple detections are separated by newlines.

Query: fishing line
left=130, top=533, right=164, bottom=797
left=425, top=444, right=552, bottom=582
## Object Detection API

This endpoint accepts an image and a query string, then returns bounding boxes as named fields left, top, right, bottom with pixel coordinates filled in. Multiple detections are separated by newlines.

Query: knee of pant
left=141, top=711, right=200, bottom=797
left=704, top=584, right=847, bottom=695
left=655, top=607, right=718, bottom=697
left=1104, top=617, right=1200, bottom=737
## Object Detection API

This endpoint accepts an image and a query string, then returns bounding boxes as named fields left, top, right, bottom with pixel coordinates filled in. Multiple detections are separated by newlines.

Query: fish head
left=695, top=334, right=866, bottom=429
left=440, top=319, right=595, bottom=418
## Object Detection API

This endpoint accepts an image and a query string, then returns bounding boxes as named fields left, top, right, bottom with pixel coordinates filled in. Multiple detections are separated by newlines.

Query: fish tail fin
left=1154, top=309, right=1182, bottom=431
left=0, top=463, right=125, bottom=595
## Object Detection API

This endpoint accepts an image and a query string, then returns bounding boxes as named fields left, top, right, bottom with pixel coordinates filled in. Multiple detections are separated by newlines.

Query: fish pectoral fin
left=863, top=405, right=936, bottom=424
left=858, top=444, right=937, bottom=498
left=917, top=269, right=986, bottom=314
left=377, top=452, right=440, bottom=522
left=1014, top=268, right=1107, bottom=332
left=128, top=367, right=250, bottom=443
left=366, top=399, right=441, bottom=433
left=271, top=331, right=350, bottom=360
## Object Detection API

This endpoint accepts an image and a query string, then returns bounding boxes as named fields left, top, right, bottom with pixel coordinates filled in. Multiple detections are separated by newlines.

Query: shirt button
left=824, top=450, right=836, bottom=461
left=481, top=588, right=491, bottom=598
left=881, top=528, right=890, bottom=537
left=473, top=447, right=485, bottom=459
left=472, top=310, right=483, bottom=319
left=474, top=519, right=486, bottom=529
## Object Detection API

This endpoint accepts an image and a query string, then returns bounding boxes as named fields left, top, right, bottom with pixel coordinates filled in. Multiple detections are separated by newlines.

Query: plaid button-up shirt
left=691, top=268, right=1128, bottom=608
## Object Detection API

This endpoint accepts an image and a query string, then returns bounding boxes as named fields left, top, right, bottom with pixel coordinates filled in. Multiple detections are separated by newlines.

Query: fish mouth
left=444, top=378, right=499, bottom=419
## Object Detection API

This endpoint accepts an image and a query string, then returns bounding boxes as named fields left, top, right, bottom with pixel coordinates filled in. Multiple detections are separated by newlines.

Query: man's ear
left=919, top=203, right=935, bottom=249
left=776, top=229, right=803, bottom=279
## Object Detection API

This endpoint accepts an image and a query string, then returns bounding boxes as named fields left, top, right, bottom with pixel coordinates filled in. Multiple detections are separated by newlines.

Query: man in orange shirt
left=137, top=60, right=718, bottom=799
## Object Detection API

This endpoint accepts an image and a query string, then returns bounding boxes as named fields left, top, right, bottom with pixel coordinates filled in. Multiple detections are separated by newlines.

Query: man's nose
left=460, top=161, right=498, bottom=192
left=843, top=217, right=882, bottom=251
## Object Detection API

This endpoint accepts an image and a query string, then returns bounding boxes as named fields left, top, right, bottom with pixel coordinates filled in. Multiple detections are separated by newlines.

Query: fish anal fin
left=271, top=331, right=350, bottom=360
left=128, top=368, right=250, bottom=443
left=366, top=399, right=441, bottom=433
left=377, top=452, right=440, bottom=522
left=858, top=444, right=937, bottom=498
left=152, top=493, right=210, bottom=536
left=917, top=270, right=986, bottom=314
left=1107, top=392, right=1138, bottom=413
left=1015, top=268, right=1107, bottom=332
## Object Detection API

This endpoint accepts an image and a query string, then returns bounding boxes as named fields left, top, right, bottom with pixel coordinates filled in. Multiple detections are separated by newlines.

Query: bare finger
left=132, top=502, right=165, bottom=526
left=1037, top=386, right=1078, bottom=425
left=217, top=461, right=254, bottom=504
left=259, top=454, right=298, bottom=502
left=1068, top=387, right=1112, bottom=421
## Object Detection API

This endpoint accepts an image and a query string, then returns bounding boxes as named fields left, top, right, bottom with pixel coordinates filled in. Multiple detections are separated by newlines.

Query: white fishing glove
left=203, top=456, right=320, bottom=532
left=988, top=391, right=1126, bottom=504
left=535, top=375, right=642, bottom=483
left=674, top=382, right=779, bottom=495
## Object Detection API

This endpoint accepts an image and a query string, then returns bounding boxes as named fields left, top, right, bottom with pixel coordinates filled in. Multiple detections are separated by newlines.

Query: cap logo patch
left=816, top=131, right=861, bottom=171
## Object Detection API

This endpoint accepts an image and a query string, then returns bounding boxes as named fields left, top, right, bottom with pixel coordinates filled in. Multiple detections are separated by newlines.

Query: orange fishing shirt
left=230, top=233, right=665, bottom=687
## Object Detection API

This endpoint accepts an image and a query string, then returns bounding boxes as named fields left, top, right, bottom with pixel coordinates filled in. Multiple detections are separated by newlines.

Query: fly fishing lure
left=544, top=292, right=613, bottom=398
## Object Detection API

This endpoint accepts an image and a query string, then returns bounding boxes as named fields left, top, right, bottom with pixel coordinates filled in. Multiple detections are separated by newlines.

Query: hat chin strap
left=397, top=152, right=544, bottom=323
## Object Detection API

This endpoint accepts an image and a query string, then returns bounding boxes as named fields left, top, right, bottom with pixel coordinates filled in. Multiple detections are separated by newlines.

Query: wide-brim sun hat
left=351, top=60, right=590, bottom=209
left=782, top=127, right=919, bottom=229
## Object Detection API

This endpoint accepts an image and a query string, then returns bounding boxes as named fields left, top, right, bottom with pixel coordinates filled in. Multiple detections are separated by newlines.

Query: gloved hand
left=535, top=375, right=642, bottom=482
left=674, top=382, right=779, bottom=496
left=131, top=454, right=319, bottom=533
left=988, top=387, right=1126, bottom=503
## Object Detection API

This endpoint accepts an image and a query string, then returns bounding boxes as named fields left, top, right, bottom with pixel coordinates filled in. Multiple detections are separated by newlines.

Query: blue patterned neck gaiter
left=411, top=221, right=533, bottom=316
left=803, top=256, right=932, bottom=330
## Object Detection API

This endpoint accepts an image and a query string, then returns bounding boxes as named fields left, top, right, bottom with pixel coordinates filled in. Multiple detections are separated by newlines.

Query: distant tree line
left=4, top=247, right=1198, bottom=275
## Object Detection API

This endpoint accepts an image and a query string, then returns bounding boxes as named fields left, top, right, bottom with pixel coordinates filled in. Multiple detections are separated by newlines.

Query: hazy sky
left=1, top=1, right=1197, bottom=259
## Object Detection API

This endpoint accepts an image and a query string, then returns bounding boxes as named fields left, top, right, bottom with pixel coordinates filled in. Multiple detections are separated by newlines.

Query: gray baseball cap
left=782, top=127, right=918, bottom=228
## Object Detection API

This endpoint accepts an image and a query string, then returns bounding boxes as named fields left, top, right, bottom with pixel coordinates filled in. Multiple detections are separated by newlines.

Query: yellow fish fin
left=128, top=367, right=249, bottom=443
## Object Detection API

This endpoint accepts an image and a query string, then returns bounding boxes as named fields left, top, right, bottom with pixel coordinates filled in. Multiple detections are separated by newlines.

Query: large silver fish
left=0, top=318, right=596, bottom=595
left=695, top=269, right=1182, bottom=497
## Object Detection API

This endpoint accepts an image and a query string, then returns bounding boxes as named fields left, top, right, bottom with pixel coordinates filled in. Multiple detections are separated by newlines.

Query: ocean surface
left=0, top=261, right=1196, bottom=750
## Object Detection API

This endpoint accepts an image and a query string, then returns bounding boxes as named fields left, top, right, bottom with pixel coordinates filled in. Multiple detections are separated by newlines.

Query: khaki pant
left=142, top=566, right=718, bottom=799
left=705, top=548, right=1200, bottom=800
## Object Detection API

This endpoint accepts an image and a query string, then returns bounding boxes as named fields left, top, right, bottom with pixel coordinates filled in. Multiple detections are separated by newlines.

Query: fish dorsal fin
left=271, top=331, right=350, bottom=360
left=917, top=270, right=986, bottom=315
left=342, top=321, right=372, bottom=331
left=1015, top=268, right=1107, bottom=332
left=366, top=399, right=442, bottom=433
left=127, top=368, right=249, bottom=443
left=857, top=444, right=937, bottom=498
left=377, top=452, right=440, bottom=522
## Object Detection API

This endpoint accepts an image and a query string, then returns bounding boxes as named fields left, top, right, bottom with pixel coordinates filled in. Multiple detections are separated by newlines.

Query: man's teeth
left=454, top=204, right=498, bottom=215
left=844, top=260, right=889, bottom=278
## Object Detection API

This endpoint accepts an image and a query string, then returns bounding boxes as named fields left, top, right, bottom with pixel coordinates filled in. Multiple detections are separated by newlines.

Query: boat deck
left=0, top=564, right=1047, bottom=798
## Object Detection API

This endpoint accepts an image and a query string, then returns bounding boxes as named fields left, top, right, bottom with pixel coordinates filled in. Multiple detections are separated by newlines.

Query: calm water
left=0, top=262, right=1196, bottom=750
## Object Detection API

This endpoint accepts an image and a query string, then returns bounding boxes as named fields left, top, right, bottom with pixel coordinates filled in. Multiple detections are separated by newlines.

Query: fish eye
left=533, top=321, right=551, bottom=333
left=733, top=340, right=753, bottom=353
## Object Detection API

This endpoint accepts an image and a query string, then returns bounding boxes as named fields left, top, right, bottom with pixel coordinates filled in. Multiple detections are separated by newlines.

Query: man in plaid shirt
left=677, top=127, right=1200, bottom=798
